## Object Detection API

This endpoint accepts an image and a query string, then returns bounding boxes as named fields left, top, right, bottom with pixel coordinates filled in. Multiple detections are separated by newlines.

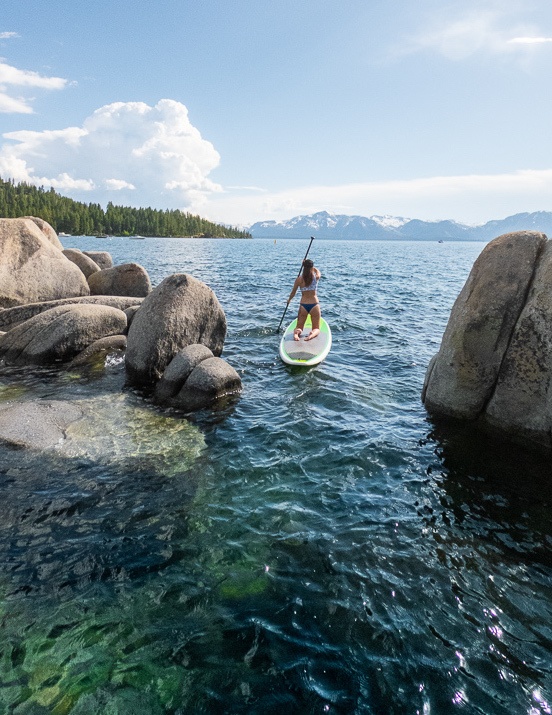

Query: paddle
left=276, top=235, right=315, bottom=333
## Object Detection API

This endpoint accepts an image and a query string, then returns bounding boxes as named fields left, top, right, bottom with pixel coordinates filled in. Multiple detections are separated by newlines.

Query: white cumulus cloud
left=105, top=178, right=136, bottom=191
left=0, top=99, right=222, bottom=209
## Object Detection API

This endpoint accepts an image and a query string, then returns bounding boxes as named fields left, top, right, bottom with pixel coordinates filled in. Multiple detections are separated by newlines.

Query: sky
left=1, top=0, right=552, bottom=227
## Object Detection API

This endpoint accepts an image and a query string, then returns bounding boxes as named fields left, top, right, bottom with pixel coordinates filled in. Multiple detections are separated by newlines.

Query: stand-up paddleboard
left=279, top=315, right=332, bottom=366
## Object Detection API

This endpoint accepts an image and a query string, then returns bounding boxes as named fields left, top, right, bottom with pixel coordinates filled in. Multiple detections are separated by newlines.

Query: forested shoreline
left=0, top=177, right=251, bottom=238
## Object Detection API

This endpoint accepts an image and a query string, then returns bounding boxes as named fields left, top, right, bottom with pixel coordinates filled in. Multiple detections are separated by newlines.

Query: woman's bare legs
left=304, top=304, right=321, bottom=341
left=294, top=305, right=308, bottom=340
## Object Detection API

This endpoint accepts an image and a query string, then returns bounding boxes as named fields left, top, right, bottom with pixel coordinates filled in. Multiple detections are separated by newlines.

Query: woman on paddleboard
left=286, top=259, right=321, bottom=341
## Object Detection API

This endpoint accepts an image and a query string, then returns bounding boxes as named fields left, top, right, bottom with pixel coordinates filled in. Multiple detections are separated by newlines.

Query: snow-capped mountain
left=248, top=210, right=552, bottom=241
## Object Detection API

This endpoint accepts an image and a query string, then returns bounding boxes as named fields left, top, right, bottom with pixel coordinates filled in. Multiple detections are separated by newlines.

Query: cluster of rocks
left=0, top=217, right=241, bottom=412
left=422, top=230, right=552, bottom=452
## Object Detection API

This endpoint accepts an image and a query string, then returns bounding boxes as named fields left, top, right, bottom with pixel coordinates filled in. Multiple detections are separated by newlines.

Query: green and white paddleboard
left=279, top=315, right=332, bottom=366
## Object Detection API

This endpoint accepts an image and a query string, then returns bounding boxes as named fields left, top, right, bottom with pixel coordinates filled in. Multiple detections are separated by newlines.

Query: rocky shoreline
left=0, top=217, right=242, bottom=450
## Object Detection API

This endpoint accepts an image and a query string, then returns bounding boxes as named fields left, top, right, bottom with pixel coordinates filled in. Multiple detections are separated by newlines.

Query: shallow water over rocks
left=0, top=237, right=550, bottom=714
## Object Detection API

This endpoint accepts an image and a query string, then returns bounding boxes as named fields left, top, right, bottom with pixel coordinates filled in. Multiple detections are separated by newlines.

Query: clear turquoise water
left=0, top=237, right=550, bottom=714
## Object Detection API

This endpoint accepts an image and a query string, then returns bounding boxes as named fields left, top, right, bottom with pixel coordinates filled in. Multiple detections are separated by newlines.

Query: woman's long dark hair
left=302, top=259, right=314, bottom=288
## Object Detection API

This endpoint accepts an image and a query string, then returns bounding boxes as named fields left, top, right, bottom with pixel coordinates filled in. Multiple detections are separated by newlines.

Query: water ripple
left=0, top=238, right=548, bottom=713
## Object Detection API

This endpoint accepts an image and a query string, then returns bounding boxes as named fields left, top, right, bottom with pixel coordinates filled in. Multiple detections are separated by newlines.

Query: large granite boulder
left=125, top=273, right=226, bottom=387
left=123, top=305, right=140, bottom=332
left=0, top=303, right=127, bottom=365
left=422, top=231, right=546, bottom=420
left=83, top=250, right=113, bottom=270
left=62, top=248, right=101, bottom=278
left=0, top=218, right=90, bottom=308
left=0, top=295, right=143, bottom=331
left=422, top=230, right=552, bottom=451
left=153, top=344, right=214, bottom=404
left=22, top=216, right=63, bottom=250
left=482, top=240, right=552, bottom=448
left=88, top=262, right=151, bottom=297
left=168, top=357, right=242, bottom=412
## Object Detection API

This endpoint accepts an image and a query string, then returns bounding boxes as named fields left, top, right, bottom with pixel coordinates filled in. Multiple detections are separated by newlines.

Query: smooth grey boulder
left=482, top=240, right=552, bottom=448
left=0, top=295, right=143, bottom=331
left=154, top=344, right=214, bottom=404
left=62, top=248, right=101, bottom=278
left=0, top=400, right=83, bottom=450
left=0, top=303, right=127, bottom=365
left=125, top=273, right=226, bottom=387
left=22, top=216, right=63, bottom=250
left=88, top=262, right=151, bottom=297
left=423, top=231, right=546, bottom=420
left=83, top=250, right=113, bottom=270
left=123, top=305, right=140, bottom=332
left=170, top=357, right=242, bottom=411
left=70, top=334, right=127, bottom=367
left=0, top=218, right=90, bottom=308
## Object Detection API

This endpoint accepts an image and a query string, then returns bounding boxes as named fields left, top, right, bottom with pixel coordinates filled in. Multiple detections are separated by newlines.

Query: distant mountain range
left=248, top=210, right=552, bottom=241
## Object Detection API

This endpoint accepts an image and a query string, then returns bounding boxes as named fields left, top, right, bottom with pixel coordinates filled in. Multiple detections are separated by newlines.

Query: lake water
left=0, top=237, right=551, bottom=714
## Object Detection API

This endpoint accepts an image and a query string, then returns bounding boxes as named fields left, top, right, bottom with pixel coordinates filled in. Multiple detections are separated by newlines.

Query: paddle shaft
left=276, top=236, right=315, bottom=333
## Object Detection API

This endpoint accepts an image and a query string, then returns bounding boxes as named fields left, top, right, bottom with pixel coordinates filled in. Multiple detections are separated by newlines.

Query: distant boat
left=58, top=232, right=72, bottom=237
left=438, top=240, right=444, bottom=243
left=129, top=235, right=146, bottom=239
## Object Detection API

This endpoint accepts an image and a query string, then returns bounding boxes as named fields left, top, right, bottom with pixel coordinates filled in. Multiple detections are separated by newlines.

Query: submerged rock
left=62, top=391, right=206, bottom=473
left=0, top=385, right=206, bottom=474
left=0, top=400, right=83, bottom=450
left=422, top=230, right=552, bottom=451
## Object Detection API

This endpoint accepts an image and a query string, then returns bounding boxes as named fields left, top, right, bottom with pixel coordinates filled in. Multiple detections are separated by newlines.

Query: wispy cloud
left=508, top=36, right=552, bottom=44
left=0, top=62, right=67, bottom=90
left=0, top=93, right=33, bottom=114
left=0, top=60, right=67, bottom=113
left=0, top=32, right=20, bottom=40
left=0, top=99, right=222, bottom=207
left=401, top=6, right=552, bottom=60
left=226, top=185, right=267, bottom=193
